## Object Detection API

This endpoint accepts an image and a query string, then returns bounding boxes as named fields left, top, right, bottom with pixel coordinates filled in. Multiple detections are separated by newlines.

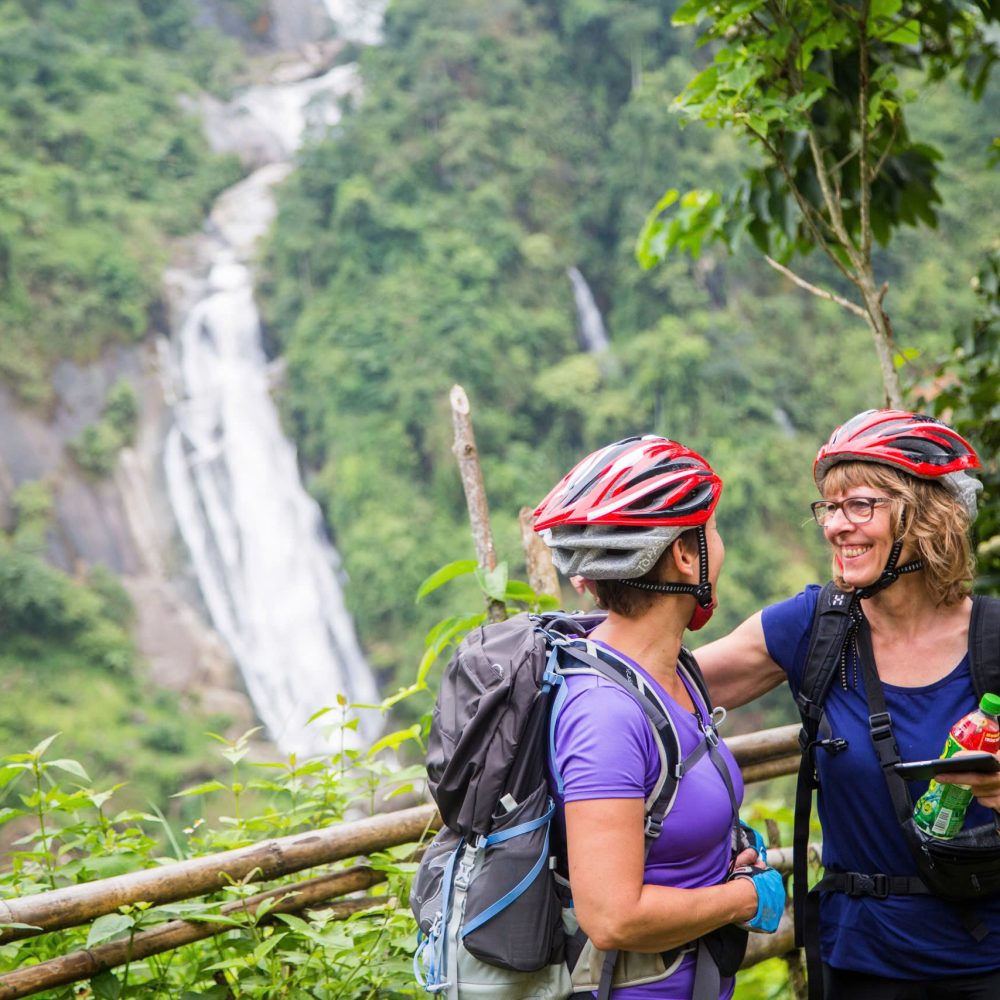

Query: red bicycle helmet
left=533, top=437, right=722, bottom=629
left=813, top=409, right=981, bottom=518
left=533, top=436, right=721, bottom=532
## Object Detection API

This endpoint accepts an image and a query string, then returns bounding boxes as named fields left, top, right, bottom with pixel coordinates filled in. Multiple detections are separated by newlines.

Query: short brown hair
left=594, top=529, right=699, bottom=617
left=818, top=461, right=974, bottom=606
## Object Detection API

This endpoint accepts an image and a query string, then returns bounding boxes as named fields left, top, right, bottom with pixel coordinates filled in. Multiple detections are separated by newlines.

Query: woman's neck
left=588, top=603, right=689, bottom=690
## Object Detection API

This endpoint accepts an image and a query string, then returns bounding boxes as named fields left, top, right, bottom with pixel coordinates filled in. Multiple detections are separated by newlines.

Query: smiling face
left=820, top=483, right=901, bottom=590
left=817, top=460, right=976, bottom=604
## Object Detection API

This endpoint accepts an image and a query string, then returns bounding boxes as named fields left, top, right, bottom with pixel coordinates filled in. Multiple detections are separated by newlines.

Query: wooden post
left=518, top=506, right=560, bottom=601
left=449, top=385, right=506, bottom=623
left=765, top=819, right=808, bottom=1000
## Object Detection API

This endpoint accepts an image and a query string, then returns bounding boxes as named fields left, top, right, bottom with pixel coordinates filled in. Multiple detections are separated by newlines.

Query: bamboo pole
left=450, top=385, right=506, bottom=623
left=725, top=723, right=799, bottom=764
left=0, top=867, right=386, bottom=1000
left=0, top=803, right=438, bottom=944
left=518, top=506, right=560, bottom=600
left=741, top=911, right=795, bottom=968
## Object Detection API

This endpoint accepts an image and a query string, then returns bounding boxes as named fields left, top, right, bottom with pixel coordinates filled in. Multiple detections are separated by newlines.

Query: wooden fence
left=0, top=724, right=808, bottom=999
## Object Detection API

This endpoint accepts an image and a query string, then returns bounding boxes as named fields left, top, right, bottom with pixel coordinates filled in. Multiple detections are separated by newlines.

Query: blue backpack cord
left=414, top=837, right=464, bottom=992
left=460, top=800, right=556, bottom=938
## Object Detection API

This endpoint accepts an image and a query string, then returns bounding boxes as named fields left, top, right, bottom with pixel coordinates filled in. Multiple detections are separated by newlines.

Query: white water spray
left=163, top=62, right=379, bottom=756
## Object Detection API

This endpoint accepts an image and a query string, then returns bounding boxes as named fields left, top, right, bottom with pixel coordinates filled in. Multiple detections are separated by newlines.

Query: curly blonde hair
left=818, top=461, right=975, bottom=607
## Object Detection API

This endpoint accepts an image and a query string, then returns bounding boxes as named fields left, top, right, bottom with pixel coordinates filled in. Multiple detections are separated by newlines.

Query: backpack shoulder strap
left=797, top=582, right=854, bottom=735
left=792, top=582, right=852, bottom=961
left=547, top=639, right=682, bottom=839
left=678, top=645, right=713, bottom=715
left=969, top=595, right=1000, bottom=702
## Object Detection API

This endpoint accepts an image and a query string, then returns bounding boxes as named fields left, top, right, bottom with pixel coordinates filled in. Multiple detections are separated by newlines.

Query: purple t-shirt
left=551, top=641, right=744, bottom=999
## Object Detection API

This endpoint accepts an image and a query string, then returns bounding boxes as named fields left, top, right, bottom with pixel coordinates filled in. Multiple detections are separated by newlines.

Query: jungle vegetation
left=260, top=0, right=999, bottom=728
left=0, top=0, right=997, bottom=995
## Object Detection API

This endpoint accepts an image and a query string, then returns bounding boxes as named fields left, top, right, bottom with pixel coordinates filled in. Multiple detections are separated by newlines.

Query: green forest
left=0, top=0, right=998, bottom=995
left=260, top=0, right=999, bottom=715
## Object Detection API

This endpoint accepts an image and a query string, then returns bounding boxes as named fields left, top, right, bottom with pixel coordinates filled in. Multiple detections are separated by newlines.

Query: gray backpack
left=410, top=611, right=743, bottom=999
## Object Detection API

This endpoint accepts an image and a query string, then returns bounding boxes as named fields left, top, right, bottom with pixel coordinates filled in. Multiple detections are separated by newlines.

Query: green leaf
left=367, top=724, right=423, bottom=758
left=0, top=766, right=24, bottom=788
left=672, top=0, right=708, bottom=26
left=503, top=580, right=537, bottom=602
left=87, top=912, right=135, bottom=947
left=882, top=19, right=920, bottom=45
left=30, top=734, right=60, bottom=758
left=172, top=780, right=228, bottom=798
left=475, top=563, right=508, bottom=602
left=415, top=560, right=478, bottom=602
left=47, top=758, right=91, bottom=782
left=90, top=971, right=122, bottom=1000
left=870, top=0, right=903, bottom=17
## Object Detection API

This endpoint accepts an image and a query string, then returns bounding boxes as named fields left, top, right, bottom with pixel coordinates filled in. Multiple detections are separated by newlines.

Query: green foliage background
left=0, top=0, right=244, bottom=406
left=260, top=0, right=999, bottom=727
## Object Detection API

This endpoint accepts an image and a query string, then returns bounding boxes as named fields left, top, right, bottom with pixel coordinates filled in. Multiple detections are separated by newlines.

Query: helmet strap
left=856, top=539, right=924, bottom=601
left=619, top=526, right=716, bottom=630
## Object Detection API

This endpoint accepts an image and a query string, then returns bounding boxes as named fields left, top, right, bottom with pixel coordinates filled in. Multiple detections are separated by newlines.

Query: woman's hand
left=935, top=752, right=1000, bottom=811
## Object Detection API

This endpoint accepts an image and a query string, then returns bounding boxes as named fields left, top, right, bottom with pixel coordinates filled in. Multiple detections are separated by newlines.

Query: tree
left=921, top=246, right=1000, bottom=593
left=637, top=0, right=999, bottom=407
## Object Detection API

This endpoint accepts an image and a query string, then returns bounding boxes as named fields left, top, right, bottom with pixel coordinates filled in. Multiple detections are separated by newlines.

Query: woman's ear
left=667, top=533, right=698, bottom=581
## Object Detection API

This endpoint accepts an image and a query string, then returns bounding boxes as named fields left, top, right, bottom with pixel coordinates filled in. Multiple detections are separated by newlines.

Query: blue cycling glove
left=728, top=864, right=785, bottom=933
left=732, top=819, right=767, bottom=865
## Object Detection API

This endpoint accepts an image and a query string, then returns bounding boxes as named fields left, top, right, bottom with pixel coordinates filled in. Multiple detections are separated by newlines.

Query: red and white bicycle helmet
left=814, top=409, right=982, bottom=519
left=533, top=435, right=721, bottom=581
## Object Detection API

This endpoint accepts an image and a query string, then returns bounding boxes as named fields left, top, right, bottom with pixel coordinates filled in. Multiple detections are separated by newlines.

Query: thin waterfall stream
left=567, top=266, right=610, bottom=354
left=162, top=57, right=380, bottom=757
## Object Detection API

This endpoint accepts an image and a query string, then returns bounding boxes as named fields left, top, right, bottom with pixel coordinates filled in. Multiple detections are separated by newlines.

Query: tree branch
left=858, top=0, right=873, bottom=260
left=450, top=384, right=506, bottom=623
left=764, top=256, right=868, bottom=317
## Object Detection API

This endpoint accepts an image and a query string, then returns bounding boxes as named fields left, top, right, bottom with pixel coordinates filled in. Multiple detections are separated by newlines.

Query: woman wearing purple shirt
left=533, top=436, right=785, bottom=999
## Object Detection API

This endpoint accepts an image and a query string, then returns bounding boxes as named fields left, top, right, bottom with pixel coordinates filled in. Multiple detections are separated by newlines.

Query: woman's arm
left=565, top=798, right=758, bottom=953
left=694, top=611, right=787, bottom=709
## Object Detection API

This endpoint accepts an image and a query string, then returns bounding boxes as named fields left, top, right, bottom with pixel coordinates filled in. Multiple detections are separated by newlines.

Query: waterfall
left=162, top=60, right=379, bottom=757
left=567, top=266, right=610, bottom=354
left=320, top=0, right=385, bottom=45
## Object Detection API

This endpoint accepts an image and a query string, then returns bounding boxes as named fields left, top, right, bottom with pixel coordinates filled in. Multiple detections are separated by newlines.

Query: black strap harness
left=793, top=584, right=1000, bottom=999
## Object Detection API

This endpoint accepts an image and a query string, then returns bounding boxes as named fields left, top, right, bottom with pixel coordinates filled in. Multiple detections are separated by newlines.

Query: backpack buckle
left=845, top=872, right=889, bottom=899
left=644, top=815, right=663, bottom=839
left=869, top=712, right=893, bottom=742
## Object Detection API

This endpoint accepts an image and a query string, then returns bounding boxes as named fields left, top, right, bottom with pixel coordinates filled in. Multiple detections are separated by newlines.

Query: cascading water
left=163, top=59, right=380, bottom=757
left=567, top=266, right=610, bottom=354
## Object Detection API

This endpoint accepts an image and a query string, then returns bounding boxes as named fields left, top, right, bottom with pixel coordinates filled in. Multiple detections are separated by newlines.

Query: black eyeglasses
left=810, top=496, right=892, bottom=526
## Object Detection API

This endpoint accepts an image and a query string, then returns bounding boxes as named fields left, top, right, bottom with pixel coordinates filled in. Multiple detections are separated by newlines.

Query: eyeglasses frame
left=810, top=496, right=893, bottom=526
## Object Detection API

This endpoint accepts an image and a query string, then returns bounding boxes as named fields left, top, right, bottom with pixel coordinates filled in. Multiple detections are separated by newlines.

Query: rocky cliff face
left=0, top=335, right=256, bottom=730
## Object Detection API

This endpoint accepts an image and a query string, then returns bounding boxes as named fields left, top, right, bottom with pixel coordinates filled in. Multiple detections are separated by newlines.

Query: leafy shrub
left=69, top=378, right=140, bottom=478
left=0, top=715, right=429, bottom=998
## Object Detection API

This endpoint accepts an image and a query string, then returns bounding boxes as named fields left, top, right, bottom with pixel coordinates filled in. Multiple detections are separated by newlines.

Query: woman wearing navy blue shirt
left=696, top=409, right=1000, bottom=1000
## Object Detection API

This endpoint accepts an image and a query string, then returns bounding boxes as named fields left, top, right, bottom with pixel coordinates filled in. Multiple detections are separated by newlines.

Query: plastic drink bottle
left=912, top=693, right=1000, bottom=838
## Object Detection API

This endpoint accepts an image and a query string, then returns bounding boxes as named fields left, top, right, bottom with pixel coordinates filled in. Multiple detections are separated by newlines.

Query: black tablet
left=893, top=752, right=1000, bottom=782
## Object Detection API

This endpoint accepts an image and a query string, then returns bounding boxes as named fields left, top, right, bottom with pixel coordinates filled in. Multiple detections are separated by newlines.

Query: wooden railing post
left=450, top=385, right=506, bottom=622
